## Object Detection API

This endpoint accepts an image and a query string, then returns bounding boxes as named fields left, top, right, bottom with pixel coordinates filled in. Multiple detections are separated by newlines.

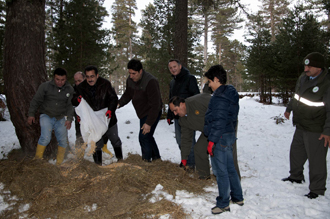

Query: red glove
left=105, top=110, right=111, bottom=119
left=207, top=141, right=215, bottom=156
left=181, top=159, right=187, bottom=167
left=77, top=95, right=82, bottom=103
left=167, top=119, right=173, bottom=125
left=77, top=115, right=81, bottom=123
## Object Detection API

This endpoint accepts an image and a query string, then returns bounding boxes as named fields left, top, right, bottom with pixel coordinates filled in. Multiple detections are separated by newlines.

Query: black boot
left=113, top=146, right=123, bottom=160
left=93, top=150, right=102, bottom=166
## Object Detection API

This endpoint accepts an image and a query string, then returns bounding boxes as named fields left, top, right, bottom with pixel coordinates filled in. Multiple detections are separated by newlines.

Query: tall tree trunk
left=203, top=13, right=208, bottom=70
left=129, top=9, right=132, bottom=60
left=3, top=0, right=51, bottom=157
left=174, top=0, right=188, bottom=67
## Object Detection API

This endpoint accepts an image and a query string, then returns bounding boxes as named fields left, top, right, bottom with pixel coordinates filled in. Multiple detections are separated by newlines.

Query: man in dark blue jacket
left=167, top=59, right=200, bottom=169
left=204, top=65, right=243, bottom=215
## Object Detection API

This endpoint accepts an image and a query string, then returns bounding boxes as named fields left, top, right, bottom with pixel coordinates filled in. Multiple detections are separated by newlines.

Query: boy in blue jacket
left=204, top=65, right=244, bottom=214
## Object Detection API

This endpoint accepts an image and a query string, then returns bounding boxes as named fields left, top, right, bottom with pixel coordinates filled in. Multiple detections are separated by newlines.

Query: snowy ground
left=0, top=95, right=330, bottom=218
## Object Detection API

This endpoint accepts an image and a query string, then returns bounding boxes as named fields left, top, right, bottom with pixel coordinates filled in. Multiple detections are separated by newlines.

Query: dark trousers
left=139, top=111, right=161, bottom=161
left=96, top=124, right=122, bottom=159
left=289, top=128, right=328, bottom=195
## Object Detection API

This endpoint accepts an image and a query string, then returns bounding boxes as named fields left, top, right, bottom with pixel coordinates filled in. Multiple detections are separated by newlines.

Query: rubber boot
left=93, top=150, right=102, bottom=166
left=35, top=144, right=46, bottom=159
left=113, top=146, right=123, bottom=161
left=56, top=146, right=66, bottom=165
left=102, top=144, right=114, bottom=158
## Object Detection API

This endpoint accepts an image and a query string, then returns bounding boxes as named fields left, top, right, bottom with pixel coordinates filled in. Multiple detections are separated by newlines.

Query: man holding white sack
left=72, top=65, right=123, bottom=165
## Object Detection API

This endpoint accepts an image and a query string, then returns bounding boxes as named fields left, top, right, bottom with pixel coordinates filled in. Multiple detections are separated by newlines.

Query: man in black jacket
left=283, top=52, right=330, bottom=199
left=118, top=59, right=162, bottom=162
left=167, top=59, right=200, bottom=169
left=72, top=66, right=122, bottom=165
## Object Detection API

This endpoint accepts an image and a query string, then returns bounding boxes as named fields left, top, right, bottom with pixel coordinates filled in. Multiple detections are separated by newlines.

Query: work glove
left=77, top=115, right=81, bottom=123
left=181, top=159, right=187, bottom=167
left=105, top=110, right=112, bottom=119
left=207, top=141, right=215, bottom=157
left=77, top=95, right=82, bottom=103
left=167, top=119, right=173, bottom=125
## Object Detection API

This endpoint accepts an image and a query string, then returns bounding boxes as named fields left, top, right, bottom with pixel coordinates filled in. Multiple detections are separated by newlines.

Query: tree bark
left=3, top=0, right=55, bottom=157
left=174, top=0, right=188, bottom=67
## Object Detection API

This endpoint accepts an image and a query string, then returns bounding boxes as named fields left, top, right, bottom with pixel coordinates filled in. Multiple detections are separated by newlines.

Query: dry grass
left=0, top=150, right=214, bottom=219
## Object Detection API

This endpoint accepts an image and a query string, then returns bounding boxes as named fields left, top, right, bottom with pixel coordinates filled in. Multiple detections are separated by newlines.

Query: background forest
left=0, top=0, right=329, bottom=103
left=0, top=0, right=330, bottom=155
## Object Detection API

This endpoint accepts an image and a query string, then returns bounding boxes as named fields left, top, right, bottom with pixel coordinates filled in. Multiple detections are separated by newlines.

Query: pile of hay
left=0, top=150, right=214, bottom=218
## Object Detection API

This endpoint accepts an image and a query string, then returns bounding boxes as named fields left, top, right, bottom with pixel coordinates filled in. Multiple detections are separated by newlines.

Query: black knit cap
left=303, top=52, right=325, bottom=68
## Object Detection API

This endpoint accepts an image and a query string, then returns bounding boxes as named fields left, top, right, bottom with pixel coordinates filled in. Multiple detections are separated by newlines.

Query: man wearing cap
left=282, top=52, right=330, bottom=199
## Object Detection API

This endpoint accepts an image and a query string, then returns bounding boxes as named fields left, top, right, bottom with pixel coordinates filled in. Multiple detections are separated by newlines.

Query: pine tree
left=49, top=0, right=109, bottom=82
left=0, top=0, right=5, bottom=94
left=246, top=12, right=273, bottom=103
left=211, top=1, right=243, bottom=64
left=138, top=0, right=175, bottom=109
left=174, top=0, right=188, bottom=66
left=273, top=5, right=327, bottom=103
left=4, top=0, right=48, bottom=156
left=110, top=0, right=138, bottom=93
left=259, top=0, right=290, bottom=42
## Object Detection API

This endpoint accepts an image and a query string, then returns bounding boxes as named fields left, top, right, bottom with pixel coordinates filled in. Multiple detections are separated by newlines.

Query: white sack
left=75, top=98, right=109, bottom=144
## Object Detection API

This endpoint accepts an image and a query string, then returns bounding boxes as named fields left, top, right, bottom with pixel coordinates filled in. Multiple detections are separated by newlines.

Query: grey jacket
left=28, top=80, right=74, bottom=121
left=179, top=93, right=211, bottom=159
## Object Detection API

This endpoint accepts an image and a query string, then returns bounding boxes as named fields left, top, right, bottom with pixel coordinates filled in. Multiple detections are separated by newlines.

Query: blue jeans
left=211, top=132, right=243, bottom=208
left=38, top=114, right=68, bottom=148
left=139, top=112, right=161, bottom=161
left=174, top=118, right=196, bottom=167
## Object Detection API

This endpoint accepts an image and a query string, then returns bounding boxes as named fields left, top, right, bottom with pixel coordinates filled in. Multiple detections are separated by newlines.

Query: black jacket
left=72, top=77, right=118, bottom=127
left=286, top=69, right=330, bottom=134
left=118, top=70, right=162, bottom=126
left=167, top=67, right=200, bottom=120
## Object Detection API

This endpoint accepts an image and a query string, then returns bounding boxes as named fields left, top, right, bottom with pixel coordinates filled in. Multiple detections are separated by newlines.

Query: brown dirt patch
left=0, top=150, right=214, bottom=218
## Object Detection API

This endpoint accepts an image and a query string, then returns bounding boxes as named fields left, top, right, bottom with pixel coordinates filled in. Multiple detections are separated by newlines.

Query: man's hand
left=207, top=141, right=215, bottom=156
left=319, top=134, right=330, bottom=147
left=106, top=110, right=111, bottom=119
left=167, top=119, right=173, bottom=125
left=77, top=95, right=82, bottom=103
left=65, top=121, right=72, bottom=130
left=284, top=111, right=290, bottom=120
left=141, top=123, right=151, bottom=135
left=27, top=116, right=35, bottom=125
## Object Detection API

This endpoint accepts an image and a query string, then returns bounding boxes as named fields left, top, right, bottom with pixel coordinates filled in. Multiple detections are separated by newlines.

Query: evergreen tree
left=220, top=39, right=246, bottom=91
left=211, top=0, right=243, bottom=64
left=110, top=0, right=138, bottom=93
left=259, top=0, right=290, bottom=41
left=174, top=0, right=188, bottom=66
left=138, top=0, right=175, bottom=111
left=49, top=0, right=109, bottom=82
left=246, top=12, right=273, bottom=103
left=4, top=0, right=50, bottom=156
left=273, top=5, right=327, bottom=103
left=0, top=0, right=5, bottom=94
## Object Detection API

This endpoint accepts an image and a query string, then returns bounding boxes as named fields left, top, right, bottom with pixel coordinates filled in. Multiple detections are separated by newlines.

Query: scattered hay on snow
left=0, top=151, right=214, bottom=218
